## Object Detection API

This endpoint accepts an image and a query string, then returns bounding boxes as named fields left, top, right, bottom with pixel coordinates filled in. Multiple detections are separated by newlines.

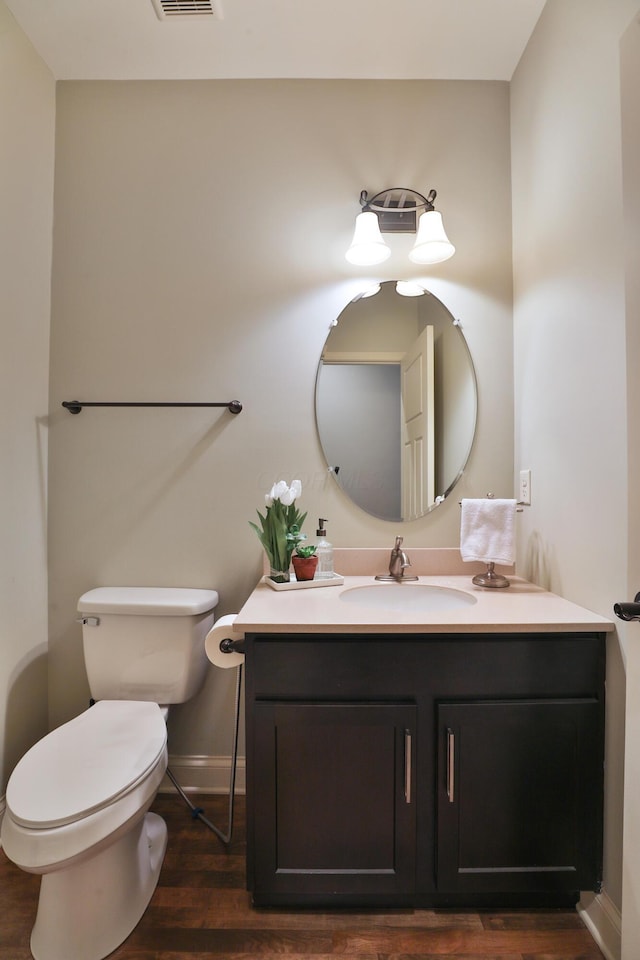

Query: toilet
left=1, top=586, right=218, bottom=960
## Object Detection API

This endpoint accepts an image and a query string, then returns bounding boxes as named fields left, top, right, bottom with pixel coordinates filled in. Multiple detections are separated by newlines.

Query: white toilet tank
left=78, top=587, right=219, bottom=704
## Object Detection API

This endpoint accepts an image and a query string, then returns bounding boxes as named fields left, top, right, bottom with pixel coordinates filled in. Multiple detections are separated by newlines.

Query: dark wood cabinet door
left=436, top=699, right=603, bottom=895
left=251, top=701, right=417, bottom=905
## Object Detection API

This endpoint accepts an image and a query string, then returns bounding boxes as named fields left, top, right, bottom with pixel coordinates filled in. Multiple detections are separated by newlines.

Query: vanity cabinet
left=244, top=632, right=605, bottom=908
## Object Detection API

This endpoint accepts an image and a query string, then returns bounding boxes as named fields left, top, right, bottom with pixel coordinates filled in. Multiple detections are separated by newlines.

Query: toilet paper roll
left=204, top=614, right=245, bottom=668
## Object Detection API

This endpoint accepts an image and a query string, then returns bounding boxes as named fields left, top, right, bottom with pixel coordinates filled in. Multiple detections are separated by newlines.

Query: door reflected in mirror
left=315, top=281, right=477, bottom=522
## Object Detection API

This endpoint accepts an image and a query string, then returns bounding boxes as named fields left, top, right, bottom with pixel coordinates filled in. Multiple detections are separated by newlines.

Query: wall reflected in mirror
left=315, top=281, right=477, bottom=522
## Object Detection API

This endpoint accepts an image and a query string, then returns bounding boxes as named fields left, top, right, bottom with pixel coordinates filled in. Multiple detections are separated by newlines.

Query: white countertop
left=234, top=573, right=614, bottom=635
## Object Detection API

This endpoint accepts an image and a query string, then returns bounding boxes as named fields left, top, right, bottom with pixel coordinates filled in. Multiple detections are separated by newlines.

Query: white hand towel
left=460, top=498, right=516, bottom=565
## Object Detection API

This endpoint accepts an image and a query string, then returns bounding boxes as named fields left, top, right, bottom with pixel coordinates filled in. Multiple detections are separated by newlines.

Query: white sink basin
left=339, top=582, right=477, bottom=613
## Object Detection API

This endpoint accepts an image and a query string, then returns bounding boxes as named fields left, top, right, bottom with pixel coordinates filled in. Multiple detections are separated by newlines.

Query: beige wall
left=0, top=2, right=54, bottom=794
left=511, top=0, right=639, bottom=952
left=48, top=79, right=514, bottom=755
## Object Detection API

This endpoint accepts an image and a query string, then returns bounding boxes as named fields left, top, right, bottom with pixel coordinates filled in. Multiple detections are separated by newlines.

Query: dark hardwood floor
left=1, top=792, right=605, bottom=959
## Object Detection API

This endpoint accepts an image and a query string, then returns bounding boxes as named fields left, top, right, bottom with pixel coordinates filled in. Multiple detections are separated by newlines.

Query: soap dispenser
left=315, top=519, right=334, bottom=579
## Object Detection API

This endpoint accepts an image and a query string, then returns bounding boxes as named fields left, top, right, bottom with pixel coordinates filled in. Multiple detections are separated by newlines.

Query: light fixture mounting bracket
left=359, top=188, right=437, bottom=233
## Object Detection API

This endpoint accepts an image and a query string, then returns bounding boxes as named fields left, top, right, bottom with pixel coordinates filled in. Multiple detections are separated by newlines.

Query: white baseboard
left=579, top=890, right=622, bottom=960
left=160, top=754, right=246, bottom=795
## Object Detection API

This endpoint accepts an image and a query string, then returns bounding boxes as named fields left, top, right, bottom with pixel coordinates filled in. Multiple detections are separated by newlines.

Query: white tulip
left=272, top=480, right=289, bottom=501
left=264, top=479, right=302, bottom=507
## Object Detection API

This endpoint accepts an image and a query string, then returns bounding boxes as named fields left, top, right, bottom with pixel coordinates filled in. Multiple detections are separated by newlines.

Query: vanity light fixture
left=345, top=188, right=455, bottom=267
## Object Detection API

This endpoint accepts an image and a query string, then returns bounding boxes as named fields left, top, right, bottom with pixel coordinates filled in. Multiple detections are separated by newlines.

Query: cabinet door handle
left=404, top=729, right=412, bottom=804
left=446, top=727, right=455, bottom=803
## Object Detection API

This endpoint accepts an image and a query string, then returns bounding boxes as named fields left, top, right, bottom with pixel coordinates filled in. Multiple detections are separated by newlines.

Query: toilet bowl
left=2, top=584, right=219, bottom=960
left=2, top=700, right=168, bottom=960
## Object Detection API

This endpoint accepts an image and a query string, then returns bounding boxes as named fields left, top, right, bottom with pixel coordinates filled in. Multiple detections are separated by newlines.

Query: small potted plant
left=291, top=543, right=318, bottom=582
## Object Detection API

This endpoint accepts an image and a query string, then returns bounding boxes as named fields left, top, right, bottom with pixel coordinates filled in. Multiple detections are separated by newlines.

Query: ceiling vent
left=151, top=0, right=224, bottom=19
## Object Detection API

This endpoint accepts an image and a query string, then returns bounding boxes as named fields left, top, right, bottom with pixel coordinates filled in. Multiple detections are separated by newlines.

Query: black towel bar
left=62, top=400, right=243, bottom=415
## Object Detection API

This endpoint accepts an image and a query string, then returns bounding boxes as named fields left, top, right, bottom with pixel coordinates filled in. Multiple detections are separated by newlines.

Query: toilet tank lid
left=78, top=586, right=219, bottom=616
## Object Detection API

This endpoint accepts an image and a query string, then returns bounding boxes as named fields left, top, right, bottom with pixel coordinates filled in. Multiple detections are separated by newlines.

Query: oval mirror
left=315, top=281, right=477, bottom=522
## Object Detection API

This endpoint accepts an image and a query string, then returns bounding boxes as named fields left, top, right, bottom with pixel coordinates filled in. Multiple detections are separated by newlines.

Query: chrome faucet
left=375, top=536, right=419, bottom=582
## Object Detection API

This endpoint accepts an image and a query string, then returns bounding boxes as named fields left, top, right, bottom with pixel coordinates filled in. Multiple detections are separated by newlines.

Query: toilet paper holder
left=220, top=637, right=245, bottom=654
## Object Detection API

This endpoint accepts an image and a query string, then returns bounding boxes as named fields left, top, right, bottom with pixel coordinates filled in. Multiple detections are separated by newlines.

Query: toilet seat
left=2, top=701, right=168, bottom=874
left=7, top=701, right=167, bottom=829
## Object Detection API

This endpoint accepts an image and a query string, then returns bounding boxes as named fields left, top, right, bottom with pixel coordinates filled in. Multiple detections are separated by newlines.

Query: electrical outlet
left=519, top=469, right=531, bottom=505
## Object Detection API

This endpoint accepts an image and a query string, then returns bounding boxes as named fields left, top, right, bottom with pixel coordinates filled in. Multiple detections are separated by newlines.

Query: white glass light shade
left=345, top=211, right=391, bottom=265
left=408, top=210, right=455, bottom=264
left=395, top=280, right=426, bottom=297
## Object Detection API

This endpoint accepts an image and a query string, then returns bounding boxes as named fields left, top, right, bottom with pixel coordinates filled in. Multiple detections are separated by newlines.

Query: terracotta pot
left=292, top=555, right=318, bottom=582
